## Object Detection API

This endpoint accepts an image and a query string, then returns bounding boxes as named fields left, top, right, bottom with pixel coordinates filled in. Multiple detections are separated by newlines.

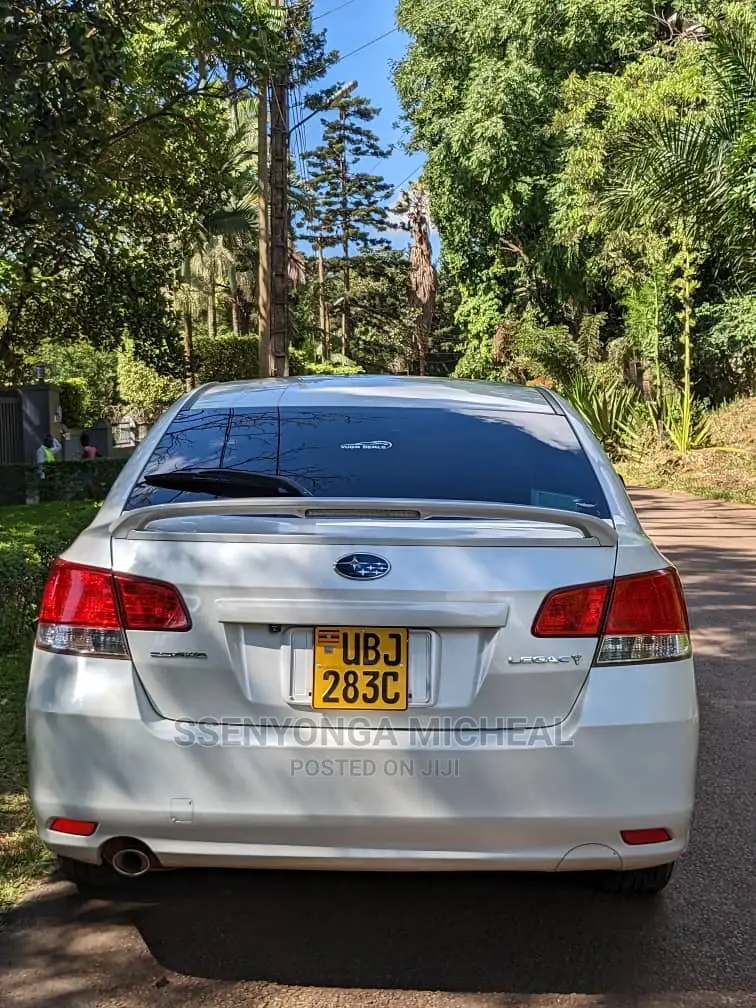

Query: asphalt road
left=1, top=489, right=754, bottom=1008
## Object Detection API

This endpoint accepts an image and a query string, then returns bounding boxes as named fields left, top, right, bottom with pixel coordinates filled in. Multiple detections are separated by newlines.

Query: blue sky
left=294, top=0, right=426, bottom=251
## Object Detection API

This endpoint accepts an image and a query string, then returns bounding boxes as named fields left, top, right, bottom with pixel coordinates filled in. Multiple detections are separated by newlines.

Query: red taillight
left=533, top=582, right=610, bottom=638
left=605, top=569, right=689, bottom=635
left=36, top=560, right=190, bottom=656
left=621, top=828, right=672, bottom=845
left=49, top=817, right=98, bottom=836
left=532, top=568, right=691, bottom=664
left=39, top=560, right=120, bottom=629
left=598, top=568, right=690, bottom=664
left=114, top=574, right=191, bottom=631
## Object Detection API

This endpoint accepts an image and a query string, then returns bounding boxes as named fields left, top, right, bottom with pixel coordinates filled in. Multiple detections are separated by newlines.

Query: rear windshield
left=124, top=405, right=611, bottom=518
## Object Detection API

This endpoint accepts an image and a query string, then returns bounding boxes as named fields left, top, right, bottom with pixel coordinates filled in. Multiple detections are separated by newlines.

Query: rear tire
left=56, top=855, right=123, bottom=891
left=598, top=861, right=675, bottom=895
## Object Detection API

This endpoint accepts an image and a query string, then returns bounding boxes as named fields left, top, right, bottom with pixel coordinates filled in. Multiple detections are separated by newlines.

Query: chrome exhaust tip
left=110, top=847, right=152, bottom=877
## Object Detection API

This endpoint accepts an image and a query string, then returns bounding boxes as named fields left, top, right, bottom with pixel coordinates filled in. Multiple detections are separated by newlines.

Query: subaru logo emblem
left=334, top=553, right=391, bottom=581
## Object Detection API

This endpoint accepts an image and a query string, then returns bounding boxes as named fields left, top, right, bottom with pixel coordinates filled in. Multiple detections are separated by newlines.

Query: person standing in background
left=79, top=433, right=101, bottom=498
left=79, top=433, right=100, bottom=460
left=35, top=434, right=62, bottom=477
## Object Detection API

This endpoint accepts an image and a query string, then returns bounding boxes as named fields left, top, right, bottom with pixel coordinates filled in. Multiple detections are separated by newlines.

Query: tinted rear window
left=124, top=406, right=611, bottom=518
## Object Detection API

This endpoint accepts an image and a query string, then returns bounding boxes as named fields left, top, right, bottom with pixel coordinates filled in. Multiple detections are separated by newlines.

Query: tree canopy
left=395, top=1, right=756, bottom=412
left=0, top=0, right=285, bottom=373
left=6, top=0, right=756, bottom=456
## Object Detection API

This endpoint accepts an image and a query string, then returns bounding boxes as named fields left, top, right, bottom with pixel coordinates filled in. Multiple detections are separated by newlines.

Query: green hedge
left=116, top=333, right=260, bottom=417
left=0, top=458, right=128, bottom=506
left=0, top=501, right=101, bottom=655
left=194, top=333, right=259, bottom=383
left=289, top=349, right=364, bottom=376
left=58, top=377, right=92, bottom=429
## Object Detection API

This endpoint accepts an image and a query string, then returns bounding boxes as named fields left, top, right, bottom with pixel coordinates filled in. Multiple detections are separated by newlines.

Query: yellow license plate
left=313, top=627, right=408, bottom=711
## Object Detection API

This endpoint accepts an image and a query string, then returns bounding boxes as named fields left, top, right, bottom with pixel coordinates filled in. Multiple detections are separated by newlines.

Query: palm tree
left=177, top=95, right=259, bottom=353
left=182, top=95, right=310, bottom=357
left=189, top=234, right=231, bottom=339
left=604, top=23, right=756, bottom=267
left=174, top=256, right=204, bottom=391
left=599, top=23, right=756, bottom=450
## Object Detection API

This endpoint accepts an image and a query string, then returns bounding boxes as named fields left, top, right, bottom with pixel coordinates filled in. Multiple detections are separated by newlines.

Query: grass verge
left=0, top=651, right=53, bottom=915
left=0, top=500, right=100, bottom=914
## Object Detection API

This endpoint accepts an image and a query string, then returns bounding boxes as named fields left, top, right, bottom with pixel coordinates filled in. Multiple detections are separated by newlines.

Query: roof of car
left=191, top=375, right=556, bottom=413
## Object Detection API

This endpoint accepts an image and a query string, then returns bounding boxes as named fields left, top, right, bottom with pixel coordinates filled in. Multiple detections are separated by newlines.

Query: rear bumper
left=27, top=655, right=698, bottom=873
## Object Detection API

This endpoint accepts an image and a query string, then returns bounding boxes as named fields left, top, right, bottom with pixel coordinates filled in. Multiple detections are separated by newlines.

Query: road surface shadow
left=123, top=868, right=674, bottom=989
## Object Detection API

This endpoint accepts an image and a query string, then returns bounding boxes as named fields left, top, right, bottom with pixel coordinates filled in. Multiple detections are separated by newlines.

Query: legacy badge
left=508, top=655, right=583, bottom=666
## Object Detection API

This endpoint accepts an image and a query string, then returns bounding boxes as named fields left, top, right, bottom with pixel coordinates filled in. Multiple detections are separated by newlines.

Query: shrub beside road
left=621, top=398, right=756, bottom=506
left=0, top=501, right=99, bottom=913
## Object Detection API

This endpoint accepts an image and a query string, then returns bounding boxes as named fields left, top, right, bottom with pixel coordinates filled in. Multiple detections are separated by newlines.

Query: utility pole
left=257, top=77, right=272, bottom=377
left=269, top=0, right=290, bottom=378
left=261, top=1, right=357, bottom=380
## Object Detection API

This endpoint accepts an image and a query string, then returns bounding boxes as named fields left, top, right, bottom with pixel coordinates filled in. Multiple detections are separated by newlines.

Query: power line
left=329, top=28, right=398, bottom=69
left=390, top=164, right=423, bottom=195
left=292, top=85, right=311, bottom=184
left=313, top=0, right=360, bottom=21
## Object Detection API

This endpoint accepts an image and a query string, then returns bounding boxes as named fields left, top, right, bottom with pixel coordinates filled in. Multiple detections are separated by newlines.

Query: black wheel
left=598, top=861, right=676, bottom=895
left=56, top=855, right=123, bottom=890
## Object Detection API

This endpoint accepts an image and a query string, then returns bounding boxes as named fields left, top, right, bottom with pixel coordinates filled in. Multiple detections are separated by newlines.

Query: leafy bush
left=29, top=340, right=117, bottom=423
left=58, top=377, right=90, bottom=428
left=646, top=392, right=712, bottom=453
left=39, top=459, right=128, bottom=502
left=293, top=361, right=364, bottom=376
left=454, top=309, right=591, bottom=387
left=695, top=296, right=756, bottom=405
left=116, top=341, right=183, bottom=419
left=0, top=543, right=42, bottom=655
left=289, top=349, right=364, bottom=376
left=0, top=501, right=100, bottom=654
left=515, top=313, right=608, bottom=387
left=116, top=334, right=262, bottom=418
left=452, top=336, right=510, bottom=382
left=564, top=374, right=644, bottom=461
left=193, top=333, right=259, bottom=383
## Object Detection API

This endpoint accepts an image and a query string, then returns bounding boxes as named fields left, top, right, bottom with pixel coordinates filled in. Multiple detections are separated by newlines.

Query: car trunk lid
left=109, top=500, right=617, bottom=729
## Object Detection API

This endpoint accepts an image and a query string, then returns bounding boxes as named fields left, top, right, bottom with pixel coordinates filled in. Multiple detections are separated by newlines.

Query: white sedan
left=27, top=376, right=698, bottom=895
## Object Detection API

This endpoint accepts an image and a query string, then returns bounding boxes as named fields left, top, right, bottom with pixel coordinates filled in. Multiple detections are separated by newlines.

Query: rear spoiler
left=110, top=498, right=618, bottom=547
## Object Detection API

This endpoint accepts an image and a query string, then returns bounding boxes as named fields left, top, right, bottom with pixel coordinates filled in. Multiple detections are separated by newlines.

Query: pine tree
left=302, top=92, right=393, bottom=358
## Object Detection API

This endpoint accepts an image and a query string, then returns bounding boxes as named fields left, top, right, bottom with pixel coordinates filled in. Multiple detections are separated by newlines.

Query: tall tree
left=395, top=182, right=437, bottom=374
left=302, top=92, right=393, bottom=357
left=290, top=249, right=419, bottom=373
left=395, top=0, right=654, bottom=330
